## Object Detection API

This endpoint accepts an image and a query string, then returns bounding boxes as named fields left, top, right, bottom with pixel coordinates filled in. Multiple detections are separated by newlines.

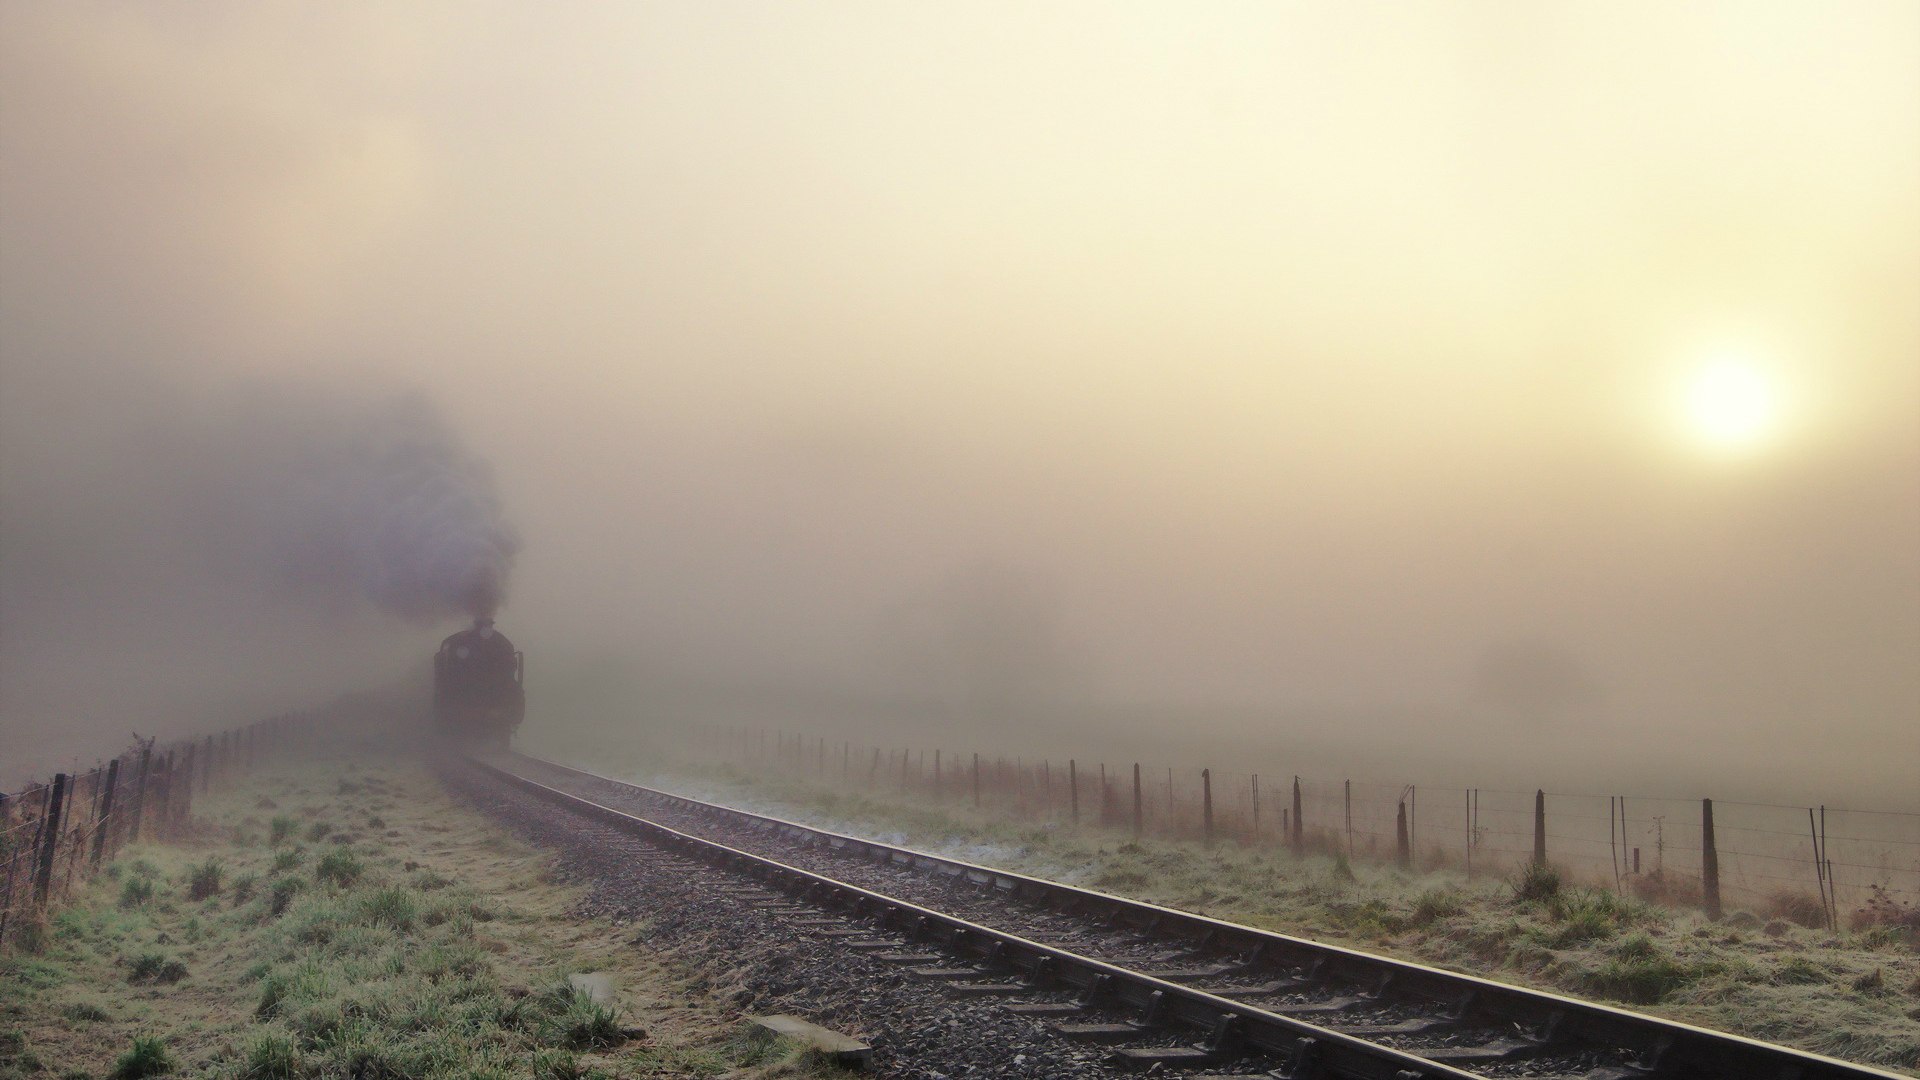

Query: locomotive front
left=432, top=616, right=525, bottom=747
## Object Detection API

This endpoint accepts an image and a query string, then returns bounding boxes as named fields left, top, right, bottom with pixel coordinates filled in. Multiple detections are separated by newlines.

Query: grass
left=109, top=1034, right=174, bottom=1078
left=0, top=759, right=848, bottom=1080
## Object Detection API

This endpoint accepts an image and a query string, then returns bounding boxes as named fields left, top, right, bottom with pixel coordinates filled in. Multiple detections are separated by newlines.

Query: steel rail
left=474, top=756, right=1484, bottom=1079
left=494, top=752, right=1906, bottom=1080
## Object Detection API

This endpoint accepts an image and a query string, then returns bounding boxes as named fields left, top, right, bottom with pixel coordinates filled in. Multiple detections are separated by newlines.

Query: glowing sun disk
left=1680, top=354, right=1782, bottom=456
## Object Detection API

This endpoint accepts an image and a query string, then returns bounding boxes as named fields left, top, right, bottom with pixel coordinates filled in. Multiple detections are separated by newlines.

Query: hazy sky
left=3, top=3, right=1916, bottom=795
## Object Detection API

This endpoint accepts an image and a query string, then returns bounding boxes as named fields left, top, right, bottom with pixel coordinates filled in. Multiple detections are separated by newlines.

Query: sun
left=1677, top=351, right=1783, bottom=457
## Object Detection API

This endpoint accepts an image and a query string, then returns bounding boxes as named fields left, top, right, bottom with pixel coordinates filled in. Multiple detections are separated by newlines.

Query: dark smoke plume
left=265, top=393, right=520, bottom=621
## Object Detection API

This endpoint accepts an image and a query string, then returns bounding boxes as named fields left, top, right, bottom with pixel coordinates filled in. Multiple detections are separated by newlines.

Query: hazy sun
left=1678, top=351, right=1783, bottom=457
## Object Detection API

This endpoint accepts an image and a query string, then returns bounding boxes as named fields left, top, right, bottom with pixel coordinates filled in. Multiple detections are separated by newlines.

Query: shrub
left=306, top=821, right=333, bottom=843
left=271, top=847, right=306, bottom=874
left=119, top=877, right=156, bottom=909
left=110, top=1035, right=174, bottom=1079
left=1510, top=862, right=1562, bottom=903
left=315, top=847, right=363, bottom=887
left=269, top=816, right=298, bottom=845
left=187, top=858, right=224, bottom=901
left=366, top=816, right=386, bottom=829
left=230, top=873, right=258, bottom=906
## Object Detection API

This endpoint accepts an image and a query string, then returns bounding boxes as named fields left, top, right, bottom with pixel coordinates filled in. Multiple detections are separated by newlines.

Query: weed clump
left=269, top=876, right=306, bottom=916
left=1509, top=862, right=1562, bottom=903
left=126, top=952, right=188, bottom=984
left=241, top=1030, right=301, bottom=1078
left=268, top=815, right=298, bottom=845
left=270, top=847, right=306, bottom=874
left=305, top=821, right=332, bottom=844
left=315, top=847, right=363, bottom=887
left=1410, top=888, right=1464, bottom=927
left=118, top=877, right=156, bottom=910
left=63, top=1000, right=111, bottom=1023
left=1581, top=933, right=1697, bottom=1003
left=186, top=858, right=224, bottom=901
left=230, top=873, right=258, bottom=906
left=109, top=1034, right=174, bottom=1078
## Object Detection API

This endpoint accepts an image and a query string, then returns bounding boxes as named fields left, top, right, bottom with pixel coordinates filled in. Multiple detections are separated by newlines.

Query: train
left=431, top=616, right=525, bottom=747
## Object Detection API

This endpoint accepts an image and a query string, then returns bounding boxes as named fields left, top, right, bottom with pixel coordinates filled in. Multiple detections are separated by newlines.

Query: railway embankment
left=0, top=757, right=833, bottom=1080
left=554, top=752, right=1920, bottom=1076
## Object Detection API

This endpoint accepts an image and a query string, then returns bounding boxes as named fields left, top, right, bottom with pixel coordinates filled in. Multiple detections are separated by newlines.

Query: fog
left=3, top=3, right=1916, bottom=802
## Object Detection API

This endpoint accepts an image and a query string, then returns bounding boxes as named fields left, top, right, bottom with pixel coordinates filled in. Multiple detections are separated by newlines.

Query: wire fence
left=0, top=713, right=312, bottom=950
left=702, top=727, right=1920, bottom=932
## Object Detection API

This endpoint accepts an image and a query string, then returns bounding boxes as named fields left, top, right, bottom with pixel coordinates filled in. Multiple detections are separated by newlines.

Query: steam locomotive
left=432, top=616, right=525, bottom=747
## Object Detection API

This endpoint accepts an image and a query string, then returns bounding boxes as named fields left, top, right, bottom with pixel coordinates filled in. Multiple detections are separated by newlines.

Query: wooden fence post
left=127, top=747, right=153, bottom=844
left=1068, top=759, right=1079, bottom=824
left=1290, top=776, right=1304, bottom=856
left=1343, top=779, right=1353, bottom=856
left=33, top=774, right=69, bottom=906
left=90, top=759, right=121, bottom=867
left=1395, top=799, right=1411, bottom=868
left=972, top=754, right=981, bottom=808
left=1701, top=798, right=1722, bottom=920
left=1251, top=773, right=1260, bottom=838
left=1131, top=763, right=1143, bottom=840
left=1201, top=769, right=1214, bottom=847
left=1532, top=790, right=1547, bottom=866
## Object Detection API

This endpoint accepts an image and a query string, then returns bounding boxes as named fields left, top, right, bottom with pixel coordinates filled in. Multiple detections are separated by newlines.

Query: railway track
left=473, top=751, right=1902, bottom=1080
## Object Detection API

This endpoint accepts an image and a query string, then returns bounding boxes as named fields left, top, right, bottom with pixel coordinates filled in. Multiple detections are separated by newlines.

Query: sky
left=2, top=2, right=1916, bottom=799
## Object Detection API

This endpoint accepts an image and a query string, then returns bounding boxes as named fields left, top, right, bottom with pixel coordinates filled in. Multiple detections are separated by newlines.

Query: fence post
left=1701, top=798, right=1722, bottom=920
left=174, top=745, right=196, bottom=827
left=933, top=749, right=941, bottom=794
left=90, top=759, right=121, bottom=867
left=1251, top=773, right=1260, bottom=838
left=1131, top=763, right=1143, bottom=840
left=202, top=736, right=215, bottom=793
left=1395, top=799, right=1411, bottom=868
left=971, top=754, right=981, bottom=808
left=127, top=746, right=154, bottom=843
left=1532, top=790, right=1547, bottom=866
left=33, top=774, right=69, bottom=906
left=1344, top=779, right=1353, bottom=856
left=1201, top=769, right=1214, bottom=847
left=1068, top=759, right=1079, bottom=824
left=1290, top=776, right=1304, bottom=856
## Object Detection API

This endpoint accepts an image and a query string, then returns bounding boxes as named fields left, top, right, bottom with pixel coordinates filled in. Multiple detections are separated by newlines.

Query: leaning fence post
left=1131, top=763, right=1143, bottom=840
left=1701, top=798, right=1722, bottom=920
left=33, top=774, right=69, bottom=906
left=90, top=760, right=121, bottom=867
left=1068, top=759, right=1079, bottom=824
left=1532, top=790, right=1547, bottom=866
left=1201, top=768, right=1214, bottom=847
left=1290, top=776, right=1304, bottom=856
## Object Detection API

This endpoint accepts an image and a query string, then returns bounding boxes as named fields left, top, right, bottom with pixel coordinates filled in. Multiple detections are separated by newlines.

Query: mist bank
left=517, top=657, right=1917, bottom=813
left=0, top=360, right=515, bottom=781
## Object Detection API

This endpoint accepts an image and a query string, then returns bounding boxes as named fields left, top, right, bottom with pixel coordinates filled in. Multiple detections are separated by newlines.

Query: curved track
left=475, top=752, right=1902, bottom=1080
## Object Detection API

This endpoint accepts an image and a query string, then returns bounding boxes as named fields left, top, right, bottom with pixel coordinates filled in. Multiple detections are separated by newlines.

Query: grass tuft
left=268, top=815, right=298, bottom=845
left=1509, top=862, right=1562, bottom=903
left=315, top=846, right=363, bottom=887
left=109, top=1034, right=174, bottom=1079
